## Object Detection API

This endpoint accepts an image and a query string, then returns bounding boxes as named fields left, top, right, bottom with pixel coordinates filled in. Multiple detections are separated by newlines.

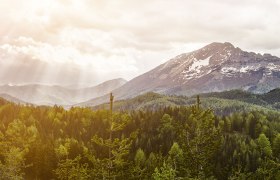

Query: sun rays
left=0, top=0, right=280, bottom=86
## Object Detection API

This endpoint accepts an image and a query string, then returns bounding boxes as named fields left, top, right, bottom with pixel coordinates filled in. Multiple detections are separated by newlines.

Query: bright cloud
left=0, top=0, right=280, bottom=86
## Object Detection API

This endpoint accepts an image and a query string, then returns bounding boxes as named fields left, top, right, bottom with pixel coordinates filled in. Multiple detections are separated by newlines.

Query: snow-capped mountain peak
left=80, top=42, right=280, bottom=106
left=135, top=42, right=280, bottom=94
left=156, top=42, right=280, bottom=86
left=159, top=42, right=239, bottom=82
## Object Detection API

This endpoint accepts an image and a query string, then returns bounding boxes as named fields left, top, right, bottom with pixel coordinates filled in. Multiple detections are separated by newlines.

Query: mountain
left=0, top=93, right=27, bottom=104
left=92, top=91, right=278, bottom=116
left=0, top=78, right=127, bottom=105
left=80, top=42, right=280, bottom=106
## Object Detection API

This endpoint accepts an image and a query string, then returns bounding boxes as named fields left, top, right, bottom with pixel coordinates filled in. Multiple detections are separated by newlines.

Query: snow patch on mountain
left=221, top=67, right=238, bottom=77
left=265, top=63, right=279, bottom=75
left=267, top=63, right=278, bottom=71
left=189, top=56, right=211, bottom=72
left=181, top=56, right=212, bottom=80
left=221, top=64, right=269, bottom=76
left=240, top=66, right=249, bottom=73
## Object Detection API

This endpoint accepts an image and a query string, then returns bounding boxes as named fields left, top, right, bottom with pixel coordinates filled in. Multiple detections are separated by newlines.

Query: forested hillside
left=93, top=91, right=279, bottom=116
left=0, top=97, right=280, bottom=179
left=200, top=89, right=280, bottom=109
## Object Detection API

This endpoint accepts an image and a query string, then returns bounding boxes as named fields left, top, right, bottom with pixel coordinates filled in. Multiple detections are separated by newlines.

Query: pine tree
left=132, top=148, right=146, bottom=178
left=180, top=109, right=221, bottom=177
left=257, top=133, right=272, bottom=158
left=273, top=134, right=280, bottom=160
left=158, top=114, right=175, bottom=154
left=168, top=142, right=183, bottom=177
left=168, top=142, right=183, bottom=172
left=91, top=112, right=136, bottom=179
left=152, top=162, right=176, bottom=180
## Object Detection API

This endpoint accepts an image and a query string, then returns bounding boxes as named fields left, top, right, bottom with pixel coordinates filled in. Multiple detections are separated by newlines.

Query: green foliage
left=152, top=162, right=176, bottom=180
left=181, top=110, right=222, bottom=177
left=168, top=142, right=183, bottom=177
left=254, top=159, right=280, bottom=179
left=132, top=148, right=147, bottom=178
left=90, top=112, right=135, bottom=179
left=0, top=147, right=26, bottom=180
left=54, top=156, right=90, bottom=180
left=273, top=134, right=280, bottom=159
left=257, top=133, right=272, bottom=157
left=0, top=96, right=280, bottom=179
left=134, top=148, right=146, bottom=167
left=0, top=118, right=37, bottom=179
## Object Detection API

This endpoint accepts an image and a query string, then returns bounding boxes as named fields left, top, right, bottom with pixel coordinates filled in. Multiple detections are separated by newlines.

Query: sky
left=0, top=0, right=280, bottom=87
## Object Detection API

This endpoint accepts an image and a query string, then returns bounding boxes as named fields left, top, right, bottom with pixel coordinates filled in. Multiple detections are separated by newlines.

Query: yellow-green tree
left=91, top=112, right=136, bottom=179
left=0, top=119, right=37, bottom=179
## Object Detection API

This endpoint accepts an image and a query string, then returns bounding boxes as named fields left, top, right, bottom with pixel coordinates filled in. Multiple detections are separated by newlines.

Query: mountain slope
left=0, top=78, right=127, bottom=105
left=0, top=93, right=27, bottom=104
left=80, top=42, right=280, bottom=106
left=93, top=92, right=187, bottom=111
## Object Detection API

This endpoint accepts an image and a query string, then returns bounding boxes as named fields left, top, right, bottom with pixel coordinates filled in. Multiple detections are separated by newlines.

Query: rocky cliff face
left=157, top=42, right=280, bottom=95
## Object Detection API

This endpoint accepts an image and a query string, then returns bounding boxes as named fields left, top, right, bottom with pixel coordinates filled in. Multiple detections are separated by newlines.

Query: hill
left=199, top=88, right=280, bottom=109
left=93, top=91, right=279, bottom=116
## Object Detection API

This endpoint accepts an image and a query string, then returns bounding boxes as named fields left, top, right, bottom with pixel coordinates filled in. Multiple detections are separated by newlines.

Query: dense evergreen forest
left=0, top=96, right=280, bottom=179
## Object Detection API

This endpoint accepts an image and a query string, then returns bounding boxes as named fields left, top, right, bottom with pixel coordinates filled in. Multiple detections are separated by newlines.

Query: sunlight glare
left=22, top=0, right=59, bottom=24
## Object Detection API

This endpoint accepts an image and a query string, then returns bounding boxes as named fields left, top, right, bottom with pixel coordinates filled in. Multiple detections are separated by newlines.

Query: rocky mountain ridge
left=79, top=42, right=280, bottom=106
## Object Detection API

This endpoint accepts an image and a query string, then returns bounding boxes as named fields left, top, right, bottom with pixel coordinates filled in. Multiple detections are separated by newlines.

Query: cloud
left=0, top=0, right=280, bottom=85
left=0, top=36, right=140, bottom=85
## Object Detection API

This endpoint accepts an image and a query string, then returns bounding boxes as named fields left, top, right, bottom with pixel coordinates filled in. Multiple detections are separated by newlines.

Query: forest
left=0, top=95, right=280, bottom=180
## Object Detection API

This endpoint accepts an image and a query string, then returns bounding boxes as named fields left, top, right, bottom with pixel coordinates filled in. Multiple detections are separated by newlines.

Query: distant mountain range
left=1, top=88, right=279, bottom=116
left=0, top=78, right=126, bottom=105
left=0, top=93, right=27, bottom=104
left=79, top=42, right=280, bottom=107
left=1, top=42, right=280, bottom=106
